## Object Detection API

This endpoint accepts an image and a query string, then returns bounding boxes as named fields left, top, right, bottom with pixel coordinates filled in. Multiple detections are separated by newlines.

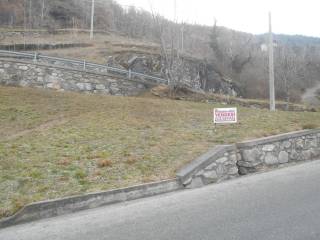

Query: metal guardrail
left=0, top=50, right=168, bottom=84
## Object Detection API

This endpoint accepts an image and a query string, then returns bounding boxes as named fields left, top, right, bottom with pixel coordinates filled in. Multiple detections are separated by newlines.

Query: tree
left=149, top=7, right=184, bottom=93
left=275, top=45, right=301, bottom=107
left=209, top=21, right=252, bottom=80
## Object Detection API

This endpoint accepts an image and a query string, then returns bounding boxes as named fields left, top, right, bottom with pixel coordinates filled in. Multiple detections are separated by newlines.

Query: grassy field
left=0, top=86, right=320, bottom=218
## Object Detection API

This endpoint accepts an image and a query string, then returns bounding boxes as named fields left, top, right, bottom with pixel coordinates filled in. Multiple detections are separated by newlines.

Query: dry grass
left=149, top=85, right=316, bottom=112
left=97, top=159, right=113, bottom=168
left=1, top=31, right=160, bottom=64
left=0, top=86, right=319, bottom=219
left=302, top=123, right=319, bottom=129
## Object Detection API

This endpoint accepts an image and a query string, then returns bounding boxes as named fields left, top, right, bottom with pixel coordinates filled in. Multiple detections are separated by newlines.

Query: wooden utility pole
left=268, top=12, right=276, bottom=111
left=90, top=0, right=95, bottom=40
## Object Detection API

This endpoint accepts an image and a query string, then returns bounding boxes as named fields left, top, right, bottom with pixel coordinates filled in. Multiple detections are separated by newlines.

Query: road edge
left=0, top=179, right=182, bottom=229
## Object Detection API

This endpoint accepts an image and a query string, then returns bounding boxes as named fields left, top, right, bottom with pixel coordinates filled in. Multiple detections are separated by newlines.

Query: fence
left=0, top=50, right=168, bottom=85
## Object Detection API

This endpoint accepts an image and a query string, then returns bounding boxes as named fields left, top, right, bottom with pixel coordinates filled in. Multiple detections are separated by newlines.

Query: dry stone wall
left=176, top=145, right=239, bottom=188
left=177, top=129, right=320, bottom=188
left=0, top=59, right=151, bottom=96
left=237, top=129, right=320, bottom=174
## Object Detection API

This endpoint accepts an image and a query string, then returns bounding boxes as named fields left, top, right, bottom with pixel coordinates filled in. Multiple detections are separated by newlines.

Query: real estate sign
left=213, top=108, right=237, bottom=124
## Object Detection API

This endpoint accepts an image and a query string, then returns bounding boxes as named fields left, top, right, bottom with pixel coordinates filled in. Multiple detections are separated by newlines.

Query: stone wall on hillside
left=0, top=59, right=150, bottom=96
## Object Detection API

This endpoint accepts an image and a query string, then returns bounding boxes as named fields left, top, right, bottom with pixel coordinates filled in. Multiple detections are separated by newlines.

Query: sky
left=114, top=0, right=320, bottom=37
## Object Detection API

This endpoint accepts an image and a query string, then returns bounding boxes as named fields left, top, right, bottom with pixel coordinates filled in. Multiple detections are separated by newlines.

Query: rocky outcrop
left=113, top=52, right=239, bottom=96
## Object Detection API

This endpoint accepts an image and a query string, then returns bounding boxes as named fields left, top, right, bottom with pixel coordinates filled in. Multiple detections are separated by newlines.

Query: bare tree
left=275, top=45, right=300, bottom=107
left=210, top=21, right=252, bottom=80
left=149, top=5, right=183, bottom=93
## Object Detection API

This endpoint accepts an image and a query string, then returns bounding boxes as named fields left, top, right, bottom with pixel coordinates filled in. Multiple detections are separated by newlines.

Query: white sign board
left=213, top=108, right=237, bottom=124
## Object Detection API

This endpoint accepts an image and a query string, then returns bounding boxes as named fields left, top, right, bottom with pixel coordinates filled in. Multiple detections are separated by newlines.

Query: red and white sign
left=213, top=108, right=237, bottom=124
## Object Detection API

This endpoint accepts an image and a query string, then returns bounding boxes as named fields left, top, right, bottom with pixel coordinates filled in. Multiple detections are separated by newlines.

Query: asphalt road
left=1, top=160, right=320, bottom=240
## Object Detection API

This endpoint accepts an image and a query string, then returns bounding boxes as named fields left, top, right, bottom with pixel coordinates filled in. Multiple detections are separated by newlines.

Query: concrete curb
left=0, top=179, right=182, bottom=229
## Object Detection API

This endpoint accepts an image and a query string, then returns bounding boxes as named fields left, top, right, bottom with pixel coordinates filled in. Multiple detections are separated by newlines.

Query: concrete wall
left=0, top=59, right=152, bottom=96
left=177, top=129, right=320, bottom=188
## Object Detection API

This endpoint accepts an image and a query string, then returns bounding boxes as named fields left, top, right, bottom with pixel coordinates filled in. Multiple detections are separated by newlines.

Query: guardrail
left=0, top=50, right=168, bottom=85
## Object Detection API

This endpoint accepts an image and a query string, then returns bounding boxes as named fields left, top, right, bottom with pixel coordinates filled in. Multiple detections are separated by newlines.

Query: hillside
left=2, top=0, right=320, bottom=104
left=1, top=86, right=320, bottom=218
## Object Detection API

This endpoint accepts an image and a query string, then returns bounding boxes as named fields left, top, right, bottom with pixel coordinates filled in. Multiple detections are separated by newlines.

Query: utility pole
left=41, top=0, right=45, bottom=23
left=181, top=24, right=184, bottom=52
left=268, top=12, right=276, bottom=111
left=23, top=0, right=26, bottom=49
left=23, top=0, right=27, bottom=30
left=90, top=0, right=95, bottom=40
left=174, top=0, right=177, bottom=22
left=29, top=0, right=32, bottom=29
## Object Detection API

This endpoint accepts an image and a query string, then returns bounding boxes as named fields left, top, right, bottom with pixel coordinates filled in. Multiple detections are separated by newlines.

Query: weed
left=28, top=170, right=42, bottom=179
left=97, top=159, right=113, bottom=168
left=125, top=157, right=138, bottom=165
left=0, top=208, right=11, bottom=218
left=74, top=169, right=87, bottom=179
left=58, top=158, right=72, bottom=166
left=11, top=196, right=30, bottom=214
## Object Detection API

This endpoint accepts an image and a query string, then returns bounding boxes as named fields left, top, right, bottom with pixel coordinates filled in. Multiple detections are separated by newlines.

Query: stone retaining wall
left=176, top=145, right=239, bottom=188
left=177, top=129, right=320, bottom=188
left=237, top=129, right=320, bottom=174
left=0, top=59, right=152, bottom=96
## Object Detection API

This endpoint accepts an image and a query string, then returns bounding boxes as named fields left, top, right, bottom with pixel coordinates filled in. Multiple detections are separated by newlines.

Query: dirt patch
left=1, top=118, right=68, bottom=142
